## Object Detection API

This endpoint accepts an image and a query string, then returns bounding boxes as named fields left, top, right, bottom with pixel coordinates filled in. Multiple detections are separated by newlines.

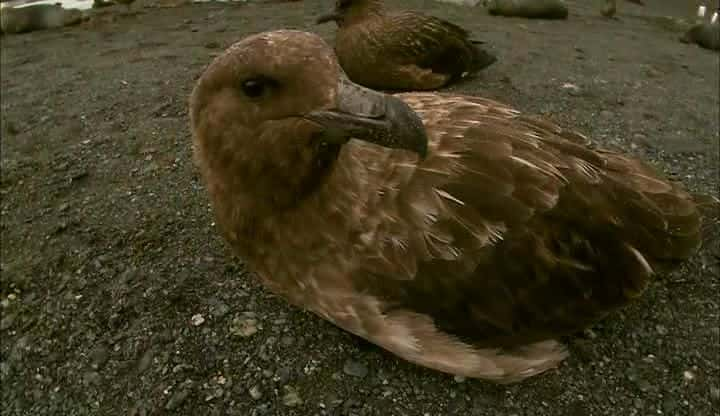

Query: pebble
left=89, top=346, right=109, bottom=370
left=282, top=385, right=303, bottom=407
left=230, top=316, right=259, bottom=338
left=343, top=359, right=368, bottom=378
left=248, top=385, right=262, bottom=400
left=656, top=325, right=668, bottom=335
left=83, top=371, right=101, bottom=386
left=0, top=313, right=16, bottom=331
left=583, top=329, right=597, bottom=339
left=710, top=386, right=720, bottom=401
left=191, top=314, right=205, bottom=326
left=683, top=370, right=695, bottom=382
left=165, top=389, right=190, bottom=410
left=210, top=302, right=230, bottom=318
left=561, top=82, right=582, bottom=96
left=137, top=349, right=153, bottom=373
left=275, top=367, right=291, bottom=384
left=633, top=398, right=645, bottom=409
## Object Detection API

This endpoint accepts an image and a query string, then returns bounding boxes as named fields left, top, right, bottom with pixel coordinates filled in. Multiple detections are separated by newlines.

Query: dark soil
left=1, top=0, right=718, bottom=415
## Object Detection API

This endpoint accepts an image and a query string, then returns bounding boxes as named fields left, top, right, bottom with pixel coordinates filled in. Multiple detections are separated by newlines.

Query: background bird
left=114, top=0, right=135, bottom=13
left=189, top=30, right=717, bottom=383
left=315, top=0, right=497, bottom=91
left=602, top=0, right=646, bottom=18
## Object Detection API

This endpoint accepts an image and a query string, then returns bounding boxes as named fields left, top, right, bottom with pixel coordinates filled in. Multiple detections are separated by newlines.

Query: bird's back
left=241, top=92, right=709, bottom=381
left=334, top=11, right=495, bottom=90
left=350, top=92, right=705, bottom=345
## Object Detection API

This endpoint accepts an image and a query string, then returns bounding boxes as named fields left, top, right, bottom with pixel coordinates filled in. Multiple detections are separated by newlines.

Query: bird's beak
left=315, top=12, right=340, bottom=24
left=304, top=77, right=428, bottom=159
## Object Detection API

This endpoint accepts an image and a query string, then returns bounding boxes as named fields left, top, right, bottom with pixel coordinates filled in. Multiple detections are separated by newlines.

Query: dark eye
left=242, top=78, right=268, bottom=98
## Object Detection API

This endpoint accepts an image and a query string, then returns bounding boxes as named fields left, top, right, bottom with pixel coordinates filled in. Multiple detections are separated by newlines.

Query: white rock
left=191, top=314, right=205, bottom=326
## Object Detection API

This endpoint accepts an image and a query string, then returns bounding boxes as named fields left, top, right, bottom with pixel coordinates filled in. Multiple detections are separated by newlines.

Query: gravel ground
left=1, top=0, right=718, bottom=415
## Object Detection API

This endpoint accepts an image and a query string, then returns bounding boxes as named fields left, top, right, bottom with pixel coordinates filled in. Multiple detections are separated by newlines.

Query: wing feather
left=352, top=93, right=704, bottom=347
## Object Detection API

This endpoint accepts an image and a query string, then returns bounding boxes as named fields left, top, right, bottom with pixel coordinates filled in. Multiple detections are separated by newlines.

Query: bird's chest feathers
left=245, top=144, right=425, bottom=298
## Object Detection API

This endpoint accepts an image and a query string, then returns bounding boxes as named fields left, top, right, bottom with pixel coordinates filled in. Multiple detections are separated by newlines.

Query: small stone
left=165, top=389, right=190, bottom=410
left=210, top=302, right=230, bottom=318
left=191, top=314, right=205, bottom=326
left=89, top=346, right=109, bottom=370
left=0, top=313, right=16, bottom=331
left=683, top=370, right=695, bottom=382
left=453, top=375, right=466, bottom=383
left=137, top=349, right=153, bottom=373
left=275, top=367, right=291, bottom=384
left=656, top=325, right=668, bottom=335
left=663, top=396, right=679, bottom=413
left=282, top=385, right=303, bottom=407
left=83, top=371, right=101, bottom=385
left=709, top=386, right=720, bottom=401
left=173, top=364, right=193, bottom=374
left=343, top=359, right=368, bottom=378
left=561, top=82, right=581, bottom=96
left=637, top=378, right=652, bottom=392
left=633, top=398, right=645, bottom=409
left=229, top=316, right=258, bottom=338
left=249, top=385, right=262, bottom=400
left=205, top=387, right=223, bottom=402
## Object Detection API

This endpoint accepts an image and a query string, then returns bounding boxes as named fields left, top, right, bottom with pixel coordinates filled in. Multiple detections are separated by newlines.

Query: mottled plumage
left=316, top=0, right=497, bottom=91
left=189, top=30, right=716, bottom=383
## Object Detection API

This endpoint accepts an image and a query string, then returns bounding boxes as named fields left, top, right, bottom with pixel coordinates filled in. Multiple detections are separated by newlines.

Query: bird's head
left=315, top=0, right=383, bottom=27
left=189, top=30, right=427, bottom=219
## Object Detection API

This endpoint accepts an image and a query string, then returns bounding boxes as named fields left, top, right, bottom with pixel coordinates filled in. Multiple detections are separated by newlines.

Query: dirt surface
left=1, top=0, right=719, bottom=415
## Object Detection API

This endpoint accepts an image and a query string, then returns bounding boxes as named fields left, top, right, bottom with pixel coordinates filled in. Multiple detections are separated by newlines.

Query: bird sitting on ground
left=315, top=0, right=497, bottom=91
left=113, top=0, right=135, bottom=13
left=601, top=0, right=645, bottom=18
left=189, top=30, right=717, bottom=383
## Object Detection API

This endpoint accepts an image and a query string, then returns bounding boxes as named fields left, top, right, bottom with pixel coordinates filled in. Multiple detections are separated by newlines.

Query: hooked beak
left=303, top=77, right=428, bottom=159
left=315, top=12, right=341, bottom=24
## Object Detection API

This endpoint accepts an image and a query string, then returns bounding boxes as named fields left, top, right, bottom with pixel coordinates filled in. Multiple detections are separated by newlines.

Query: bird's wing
left=347, top=92, right=702, bottom=348
left=372, top=12, right=481, bottom=75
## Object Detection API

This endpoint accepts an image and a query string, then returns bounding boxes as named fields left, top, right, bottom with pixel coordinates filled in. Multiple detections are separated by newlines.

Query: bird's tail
left=469, top=40, right=498, bottom=72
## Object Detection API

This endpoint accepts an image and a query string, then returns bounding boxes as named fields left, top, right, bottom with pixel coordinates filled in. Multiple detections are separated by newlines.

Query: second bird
left=316, top=0, right=497, bottom=91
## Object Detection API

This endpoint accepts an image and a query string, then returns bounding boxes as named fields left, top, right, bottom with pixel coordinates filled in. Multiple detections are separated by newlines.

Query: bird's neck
left=217, top=143, right=398, bottom=261
left=341, top=0, right=385, bottom=26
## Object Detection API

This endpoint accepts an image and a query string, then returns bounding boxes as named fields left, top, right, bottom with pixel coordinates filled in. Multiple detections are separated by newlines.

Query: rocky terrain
left=1, top=0, right=718, bottom=415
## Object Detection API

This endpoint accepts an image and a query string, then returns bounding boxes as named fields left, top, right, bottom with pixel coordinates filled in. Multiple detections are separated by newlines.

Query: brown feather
left=190, top=33, right=709, bottom=383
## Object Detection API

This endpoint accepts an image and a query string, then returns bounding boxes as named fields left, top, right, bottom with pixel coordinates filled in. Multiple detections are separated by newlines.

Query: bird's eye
left=242, top=78, right=267, bottom=98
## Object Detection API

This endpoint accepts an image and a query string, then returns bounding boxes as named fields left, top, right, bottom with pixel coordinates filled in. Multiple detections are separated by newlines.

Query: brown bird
left=114, top=0, right=135, bottom=13
left=315, top=0, right=497, bottom=91
left=601, top=0, right=645, bottom=18
left=189, top=30, right=716, bottom=383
